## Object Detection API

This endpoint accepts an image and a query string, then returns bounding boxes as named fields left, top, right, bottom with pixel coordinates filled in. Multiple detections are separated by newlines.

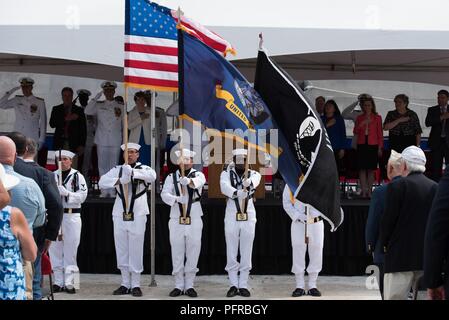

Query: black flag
left=254, top=49, right=344, bottom=231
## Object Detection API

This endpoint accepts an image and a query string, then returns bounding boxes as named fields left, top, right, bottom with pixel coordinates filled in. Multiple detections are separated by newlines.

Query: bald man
left=0, top=136, right=45, bottom=299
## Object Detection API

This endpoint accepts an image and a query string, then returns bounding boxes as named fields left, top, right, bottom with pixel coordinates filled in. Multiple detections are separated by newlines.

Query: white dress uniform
left=98, top=159, right=156, bottom=289
left=161, top=166, right=206, bottom=292
left=84, top=90, right=123, bottom=196
left=220, top=161, right=261, bottom=290
left=0, top=90, right=47, bottom=147
left=49, top=167, right=88, bottom=289
left=282, top=185, right=324, bottom=290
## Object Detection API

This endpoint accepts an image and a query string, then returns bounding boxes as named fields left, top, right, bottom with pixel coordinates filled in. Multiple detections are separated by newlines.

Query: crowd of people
left=365, top=145, right=449, bottom=300
left=317, top=90, right=449, bottom=199
left=0, top=77, right=167, bottom=195
left=0, top=77, right=448, bottom=300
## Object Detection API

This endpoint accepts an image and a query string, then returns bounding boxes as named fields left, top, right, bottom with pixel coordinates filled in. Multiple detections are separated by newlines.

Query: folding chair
left=40, top=252, right=54, bottom=300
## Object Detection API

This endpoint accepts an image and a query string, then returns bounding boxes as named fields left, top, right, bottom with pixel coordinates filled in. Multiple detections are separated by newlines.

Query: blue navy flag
left=254, top=49, right=344, bottom=231
left=178, top=30, right=301, bottom=191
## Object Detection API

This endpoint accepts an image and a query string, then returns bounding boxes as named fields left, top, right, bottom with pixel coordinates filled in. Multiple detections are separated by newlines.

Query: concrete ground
left=46, top=274, right=386, bottom=300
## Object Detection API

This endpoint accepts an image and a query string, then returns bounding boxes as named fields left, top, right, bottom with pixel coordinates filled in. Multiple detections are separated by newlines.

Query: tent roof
left=234, top=49, right=449, bottom=86
left=2, top=23, right=449, bottom=85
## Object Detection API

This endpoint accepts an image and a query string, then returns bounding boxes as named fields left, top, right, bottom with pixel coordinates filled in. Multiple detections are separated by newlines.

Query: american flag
left=124, top=0, right=235, bottom=92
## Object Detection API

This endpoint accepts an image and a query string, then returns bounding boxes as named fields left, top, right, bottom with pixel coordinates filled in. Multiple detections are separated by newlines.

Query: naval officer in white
left=50, top=150, right=88, bottom=294
left=0, top=77, right=47, bottom=149
left=282, top=184, right=324, bottom=297
left=161, top=148, right=206, bottom=298
left=220, top=148, right=261, bottom=298
left=98, top=142, right=156, bottom=297
left=84, top=81, right=123, bottom=197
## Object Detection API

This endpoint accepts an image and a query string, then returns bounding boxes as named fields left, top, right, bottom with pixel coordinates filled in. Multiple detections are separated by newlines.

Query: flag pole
left=58, top=149, right=63, bottom=186
left=123, top=86, right=129, bottom=212
left=305, top=204, right=309, bottom=244
left=176, top=6, right=188, bottom=220
left=57, top=149, right=63, bottom=241
left=149, top=90, right=157, bottom=287
left=242, top=142, right=250, bottom=214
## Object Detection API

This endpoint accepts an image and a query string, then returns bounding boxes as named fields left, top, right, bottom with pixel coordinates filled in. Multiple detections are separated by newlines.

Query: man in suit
left=49, top=87, right=87, bottom=169
left=7, top=132, right=63, bottom=300
left=425, top=89, right=449, bottom=181
left=380, top=146, right=438, bottom=300
left=424, top=167, right=449, bottom=300
left=365, top=150, right=403, bottom=299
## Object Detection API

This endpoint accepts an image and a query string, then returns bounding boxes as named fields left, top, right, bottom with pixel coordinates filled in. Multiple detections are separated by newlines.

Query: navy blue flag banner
left=254, top=49, right=344, bottom=231
left=178, top=30, right=301, bottom=190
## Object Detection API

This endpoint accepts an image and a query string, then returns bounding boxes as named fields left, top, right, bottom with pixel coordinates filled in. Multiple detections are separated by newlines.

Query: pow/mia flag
left=254, top=49, right=344, bottom=231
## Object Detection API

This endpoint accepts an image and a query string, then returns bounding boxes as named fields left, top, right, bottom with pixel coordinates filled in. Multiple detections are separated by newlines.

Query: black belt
left=64, top=208, right=81, bottom=214
left=299, top=216, right=322, bottom=224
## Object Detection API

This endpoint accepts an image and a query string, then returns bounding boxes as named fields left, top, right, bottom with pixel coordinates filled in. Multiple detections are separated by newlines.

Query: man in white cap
left=84, top=81, right=123, bottom=197
left=0, top=77, right=47, bottom=149
left=380, top=145, right=438, bottom=300
left=50, top=150, right=88, bottom=294
left=282, top=185, right=324, bottom=297
left=98, top=142, right=156, bottom=297
left=161, top=148, right=206, bottom=298
left=220, top=148, right=261, bottom=298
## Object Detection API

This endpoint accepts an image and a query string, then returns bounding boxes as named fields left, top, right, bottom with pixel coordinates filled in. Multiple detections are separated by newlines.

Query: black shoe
left=169, top=288, right=183, bottom=297
left=292, top=288, right=306, bottom=297
left=113, top=286, right=131, bottom=295
left=239, top=288, right=251, bottom=297
left=65, top=286, right=76, bottom=294
left=226, top=286, right=239, bottom=297
left=52, top=285, right=64, bottom=293
left=308, top=288, right=322, bottom=297
left=131, top=287, right=143, bottom=297
left=185, top=288, right=198, bottom=298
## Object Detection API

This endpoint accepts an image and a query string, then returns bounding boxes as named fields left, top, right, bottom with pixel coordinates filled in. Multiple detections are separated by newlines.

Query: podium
left=205, top=135, right=266, bottom=199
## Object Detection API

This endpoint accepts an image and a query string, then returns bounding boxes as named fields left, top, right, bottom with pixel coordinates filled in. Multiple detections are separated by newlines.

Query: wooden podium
left=206, top=136, right=266, bottom=199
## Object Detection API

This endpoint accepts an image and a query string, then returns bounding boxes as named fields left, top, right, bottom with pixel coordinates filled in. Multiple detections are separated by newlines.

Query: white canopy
left=2, top=1, right=449, bottom=84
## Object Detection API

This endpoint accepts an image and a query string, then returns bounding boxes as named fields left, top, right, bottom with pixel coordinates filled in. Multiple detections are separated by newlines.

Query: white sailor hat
left=388, top=149, right=402, bottom=163
left=77, top=89, right=91, bottom=96
left=55, top=150, right=76, bottom=159
left=101, top=81, right=117, bottom=89
left=19, top=77, right=34, bottom=86
left=401, top=146, right=426, bottom=166
left=121, top=143, right=141, bottom=151
left=175, top=148, right=196, bottom=158
left=232, top=149, right=248, bottom=157
left=0, top=163, right=20, bottom=191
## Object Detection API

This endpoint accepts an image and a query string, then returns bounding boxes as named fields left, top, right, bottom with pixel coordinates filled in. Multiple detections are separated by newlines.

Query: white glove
left=119, top=165, right=132, bottom=184
left=237, top=189, right=248, bottom=199
left=122, top=165, right=132, bottom=176
left=242, top=178, right=251, bottom=188
left=132, top=169, right=144, bottom=180
left=180, top=176, right=191, bottom=186
left=58, top=185, right=69, bottom=197
left=94, top=91, right=103, bottom=100
left=176, top=195, right=188, bottom=204
left=7, top=86, right=20, bottom=95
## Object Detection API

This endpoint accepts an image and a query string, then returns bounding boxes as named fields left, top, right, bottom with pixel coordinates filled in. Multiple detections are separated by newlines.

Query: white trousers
left=291, top=220, right=324, bottom=289
left=169, top=218, right=203, bottom=291
left=97, top=145, right=120, bottom=195
left=49, top=214, right=82, bottom=287
left=113, top=215, right=147, bottom=289
left=224, top=219, right=256, bottom=289
left=384, top=271, right=423, bottom=300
